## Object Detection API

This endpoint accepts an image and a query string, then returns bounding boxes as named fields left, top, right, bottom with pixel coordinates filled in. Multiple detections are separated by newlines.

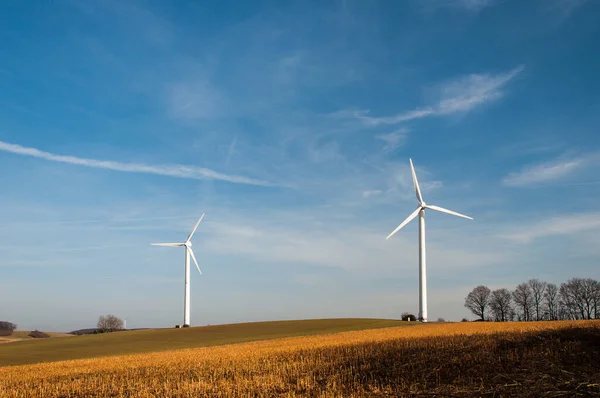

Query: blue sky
left=1, top=0, right=599, bottom=331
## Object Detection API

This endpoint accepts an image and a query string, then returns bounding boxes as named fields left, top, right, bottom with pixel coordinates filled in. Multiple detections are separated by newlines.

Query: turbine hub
left=420, top=202, right=426, bottom=208
left=185, top=241, right=192, bottom=247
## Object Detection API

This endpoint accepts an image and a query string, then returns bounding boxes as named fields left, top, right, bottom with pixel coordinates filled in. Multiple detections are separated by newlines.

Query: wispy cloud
left=546, top=0, right=590, bottom=23
left=382, top=162, right=444, bottom=202
left=55, top=215, right=193, bottom=225
left=351, top=65, right=524, bottom=126
left=502, top=155, right=590, bottom=186
left=308, top=141, right=344, bottom=164
left=457, top=0, right=497, bottom=10
left=226, top=137, right=237, bottom=166
left=362, top=190, right=383, bottom=198
left=0, top=141, right=275, bottom=187
left=494, top=140, right=565, bottom=159
left=436, top=65, right=524, bottom=114
left=376, top=128, right=410, bottom=151
left=357, top=108, right=435, bottom=127
left=204, top=211, right=500, bottom=273
left=166, top=78, right=225, bottom=121
left=500, top=212, right=600, bottom=243
left=423, top=0, right=498, bottom=12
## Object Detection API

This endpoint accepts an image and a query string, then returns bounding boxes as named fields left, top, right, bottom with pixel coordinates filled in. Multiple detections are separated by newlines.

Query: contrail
left=0, top=140, right=276, bottom=187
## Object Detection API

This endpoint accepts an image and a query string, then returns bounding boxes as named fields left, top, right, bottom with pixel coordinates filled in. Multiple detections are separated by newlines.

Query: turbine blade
left=386, top=207, right=421, bottom=240
left=410, top=158, right=424, bottom=205
left=186, top=213, right=205, bottom=242
left=425, top=204, right=473, bottom=220
left=151, top=243, right=184, bottom=247
left=189, top=248, right=202, bottom=275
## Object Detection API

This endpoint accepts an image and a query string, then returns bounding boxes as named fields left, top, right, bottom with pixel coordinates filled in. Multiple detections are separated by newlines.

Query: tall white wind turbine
left=386, top=160, right=472, bottom=322
left=151, top=213, right=205, bottom=327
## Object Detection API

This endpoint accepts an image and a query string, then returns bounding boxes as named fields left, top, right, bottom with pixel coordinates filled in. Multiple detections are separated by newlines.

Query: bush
left=401, top=312, right=417, bottom=322
left=28, top=330, right=50, bottom=338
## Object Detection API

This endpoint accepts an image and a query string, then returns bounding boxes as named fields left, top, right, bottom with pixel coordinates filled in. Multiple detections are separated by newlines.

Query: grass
left=0, top=318, right=409, bottom=367
left=0, top=320, right=598, bottom=397
left=0, top=331, right=73, bottom=344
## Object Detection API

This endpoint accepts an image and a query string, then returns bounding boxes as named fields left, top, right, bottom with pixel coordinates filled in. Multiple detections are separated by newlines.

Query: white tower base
left=418, top=209, right=428, bottom=322
left=184, top=248, right=191, bottom=327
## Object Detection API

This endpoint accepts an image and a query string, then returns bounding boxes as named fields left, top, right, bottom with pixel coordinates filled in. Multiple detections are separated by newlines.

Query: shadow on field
left=282, top=326, right=600, bottom=397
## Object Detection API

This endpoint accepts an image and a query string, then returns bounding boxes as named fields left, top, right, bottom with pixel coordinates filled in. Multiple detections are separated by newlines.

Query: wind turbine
left=151, top=213, right=205, bottom=327
left=386, top=159, right=472, bottom=322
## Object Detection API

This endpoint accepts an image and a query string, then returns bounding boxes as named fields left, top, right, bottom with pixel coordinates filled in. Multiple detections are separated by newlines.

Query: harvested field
left=1, top=320, right=598, bottom=397
left=0, top=318, right=408, bottom=366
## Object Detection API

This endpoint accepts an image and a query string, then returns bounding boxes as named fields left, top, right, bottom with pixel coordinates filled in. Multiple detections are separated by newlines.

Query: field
left=1, top=320, right=598, bottom=397
left=0, top=318, right=407, bottom=366
left=0, top=331, right=73, bottom=344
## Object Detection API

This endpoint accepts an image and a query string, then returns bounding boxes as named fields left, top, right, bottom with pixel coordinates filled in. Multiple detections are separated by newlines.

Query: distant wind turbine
left=386, top=159, right=472, bottom=322
left=152, top=213, right=205, bottom=327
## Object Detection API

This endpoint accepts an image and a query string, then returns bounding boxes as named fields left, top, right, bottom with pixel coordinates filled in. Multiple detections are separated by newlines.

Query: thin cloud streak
left=356, top=108, right=435, bottom=126
left=226, top=137, right=237, bottom=166
left=352, top=65, right=524, bottom=126
left=502, top=157, right=585, bottom=186
left=376, top=128, right=410, bottom=151
left=0, top=141, right=276, bottom=187
left=57, top=215, right=194, bottom=225
left=437, top=64, right=524, bottom=114
left=456, top=0, right=497, bottom=10
left=499, top=212, right=600, bottom=243
left=422, top=0, right=498, bottom=12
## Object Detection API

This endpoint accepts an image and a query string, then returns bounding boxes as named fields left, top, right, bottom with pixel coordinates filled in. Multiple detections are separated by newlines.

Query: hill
left=0, top=318, right=409, bottom=366
left=1, top=321, right=598, bottom=397
left=0, top=331, right=73, bottom=344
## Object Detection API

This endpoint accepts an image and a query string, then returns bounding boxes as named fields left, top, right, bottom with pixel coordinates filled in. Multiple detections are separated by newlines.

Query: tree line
left=465, top=277, right=600, bottom=321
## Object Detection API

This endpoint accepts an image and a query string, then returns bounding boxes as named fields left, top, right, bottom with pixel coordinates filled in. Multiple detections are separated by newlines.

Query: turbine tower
left=386, top=160, right=472, bottom=322
left=152, top=213, right=205, bottom=327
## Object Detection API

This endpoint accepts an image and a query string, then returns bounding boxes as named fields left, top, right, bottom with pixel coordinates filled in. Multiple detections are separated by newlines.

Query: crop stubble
left=1, top=320, right=599, bottom=397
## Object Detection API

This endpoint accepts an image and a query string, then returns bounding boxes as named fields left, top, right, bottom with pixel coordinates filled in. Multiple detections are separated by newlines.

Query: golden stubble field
left=1, top=320, right=599, bottom=397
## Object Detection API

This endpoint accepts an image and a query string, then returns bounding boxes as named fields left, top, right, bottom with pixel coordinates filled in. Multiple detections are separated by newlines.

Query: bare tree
left=0, top=321, right=17, bottom=336
left=513, top=283, right=534, bottom=321
left=464, top=285, right=491, bottom=321
left=559, top=283, right=577, bottom=320
left=557, top=299, right=571, bottom=320
left=544, top=283, right=559, bottom=320
left=528, top=279, right=547, bottom=321
left=490, top=288, right=512, bottom=322
left=559, top=278, right=600, bottom=320
left=582, top=279, right=600, bottom=319
left=594, top=280, right=600, bottom=319
left=97, top=314, right=124, bottom=332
